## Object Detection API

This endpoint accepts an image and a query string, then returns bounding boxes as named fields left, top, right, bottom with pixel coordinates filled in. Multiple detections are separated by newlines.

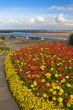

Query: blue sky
left=0, top=0, right=73, bottom=30
left=0, top=0, right=73, bottom=8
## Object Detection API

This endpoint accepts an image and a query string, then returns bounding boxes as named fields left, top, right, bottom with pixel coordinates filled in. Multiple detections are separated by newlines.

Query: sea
left=0, top=32, right=69, bottom=40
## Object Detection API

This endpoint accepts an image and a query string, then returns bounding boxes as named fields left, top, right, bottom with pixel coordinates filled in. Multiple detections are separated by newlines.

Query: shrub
left=0, top=46, right=11, bottom=54
left=68, top=33, right=73, bottom=46
left=0, top=36, right=5, bottom=40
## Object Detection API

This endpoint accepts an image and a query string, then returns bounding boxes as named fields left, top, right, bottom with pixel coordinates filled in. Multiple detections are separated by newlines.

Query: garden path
left=0, top=39, right=29, bottom=110
left=0, top=53, right=19, bottom=110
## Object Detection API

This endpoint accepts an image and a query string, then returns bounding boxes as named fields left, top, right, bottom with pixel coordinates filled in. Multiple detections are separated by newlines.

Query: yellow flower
left=58, top=97, right=63, bottom=103
left=69, top=66, right=72, bottom=69
left=60, top=89, right=64, bottom=93
left=56, top=86, right=60, bottom=89
left=46, top=83, right=50, bottom=86
left=70, top=95, right=73, bottom=99
left=55, top=74, right=59, bottom=77
left=69, top=98, right=73, bottom=104
left=59, top=103, right=63, bottom=107
left=41, top=79, right=45, bottom=82
left=59, top=89, right=64, bottom=95
left=58, top=58, right=60, bottom=60
left=65, top=66, right=67, bottom=69
left=45, top=73, right=51, bottom=78
left=52, top=86, right=56, bottom=89
left=28, top=74, right=31, bottom=78
left=31, top=84, right=34, bottom=88
left=63, top=60, right=65, bottom=62
left=69, top=60, right=71, bottom=62
left=67, top=103, right=71, bottom=107
left=33, top=81, right=37, bottom=86
left=51, top=68, right=54, bottom=71
left=21, top=62, right=24, bottom=66
left=65, top=76, right=69, bottom=79
left=61, top=79, right=66, bottom=83
left=52, top=97, right=56, bottom=101
left=40, top=65, right=45, bottom=70
left=67, top=83, right=71, bottom=87
left=43, top=93, right=47, bottom=98
left=32, top=88, right=36, bottom=90
left=42, top=60, right=45, bottom=64
left=52, top=82, right=55, bottom=86
left=59, top=92, right=63, bottom=96
left=52, top=91, right=57, bottom=95
left=50, top=88, right=53, bottom=92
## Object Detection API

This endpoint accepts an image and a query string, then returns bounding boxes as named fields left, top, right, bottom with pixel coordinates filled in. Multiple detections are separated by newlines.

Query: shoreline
left=32, top=32, right=72, bottom=37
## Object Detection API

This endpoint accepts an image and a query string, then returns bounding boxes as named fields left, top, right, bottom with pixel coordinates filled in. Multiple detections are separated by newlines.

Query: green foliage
left=9, top=36, right=16, bottom=39
left=0, top=46, right=11, bottom=54
left=0, top=36, right=5, bottom=40
left=68, top=33, right=73, bottom=46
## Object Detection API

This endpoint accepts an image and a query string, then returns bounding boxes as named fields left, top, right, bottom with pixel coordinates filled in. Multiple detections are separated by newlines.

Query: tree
left=68, top=33, right=73, bottom=46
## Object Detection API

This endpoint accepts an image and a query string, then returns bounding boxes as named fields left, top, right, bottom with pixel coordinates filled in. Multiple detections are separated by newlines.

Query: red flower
left=65, top=96, right=70, bottom=101
left=59, top=73, right=65, bottom=79
left=59, top=66, right=64, bottom=70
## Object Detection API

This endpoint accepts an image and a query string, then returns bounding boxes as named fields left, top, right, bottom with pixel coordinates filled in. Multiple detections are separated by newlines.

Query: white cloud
left=0, top=17, right=47, bottom=25
left=56, top=13, right=73, bottom=26
left=0, top=18, right=30, bottom=25
left=56, top=13, right=66, bottom=23
left=0, top=14, right=73, bottom=30
left=48, top=5, right=73, bottom=12
left=30, top=16, right=45, bottom=23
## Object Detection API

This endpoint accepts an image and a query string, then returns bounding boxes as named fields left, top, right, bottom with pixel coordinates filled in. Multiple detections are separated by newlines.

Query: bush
left=0, top=36, right=5, bottom=40
left=0, top=46, right=11, bottom=54
left=68, top=33, right=73, bottom=46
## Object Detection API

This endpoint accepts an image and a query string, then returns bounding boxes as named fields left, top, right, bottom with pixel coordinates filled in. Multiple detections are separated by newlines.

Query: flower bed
left=0, top=46, right=11, bottom=54
left=5, top=43, right=73, bottom=110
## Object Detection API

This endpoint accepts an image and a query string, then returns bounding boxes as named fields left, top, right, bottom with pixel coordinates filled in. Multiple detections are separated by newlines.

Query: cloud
left=56, top=13, right=66, bottom=23
left=0, top=17, right=49, bottom=25
left=0, top=14, right=73, bottom=29
left=56, top=13, right=73, bottom=26
left=48, top=5, right=73, bottom=12
left=30, top=16, right=45, bottom=23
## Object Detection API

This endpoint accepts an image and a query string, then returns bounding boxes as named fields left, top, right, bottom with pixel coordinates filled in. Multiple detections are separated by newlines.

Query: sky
left=0, top=0, right=73, bottom=30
